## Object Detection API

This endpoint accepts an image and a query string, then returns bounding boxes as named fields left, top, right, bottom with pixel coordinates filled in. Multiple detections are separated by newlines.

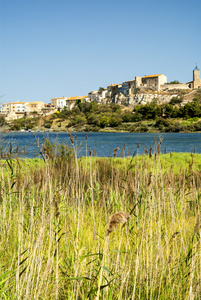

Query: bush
left=187, top=117, right=199, bottom=122
left=68, top=115, right=87, bottom=127
left=165, top=122, right=185, bottom=132
left=193, top=90, right=201, bottom=102
left=109, top=116, right=122, bottom=127
left=122, top=112, right=135, bottom=122
left=10, top=123, right=21, bottom=131
left=194, top=121, right=201, bottom=131
left=155, top=118, right=171, bottom=128
left=109, top=103, right=122, bottom=113
left=44, top=122, right=52, bottom=129
left=140, top=124, right=149, bottom=132
left=44, top=120, right=53, bottom=128
left=169, top=97, right=183, bottom=105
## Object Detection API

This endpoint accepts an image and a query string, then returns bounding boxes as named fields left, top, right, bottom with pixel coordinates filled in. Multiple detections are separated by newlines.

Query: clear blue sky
left=0, top=0, right=200, bottom=103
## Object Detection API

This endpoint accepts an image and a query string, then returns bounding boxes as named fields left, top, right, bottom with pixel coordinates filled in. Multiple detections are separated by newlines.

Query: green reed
left=0, top=147, right=201, bottom=299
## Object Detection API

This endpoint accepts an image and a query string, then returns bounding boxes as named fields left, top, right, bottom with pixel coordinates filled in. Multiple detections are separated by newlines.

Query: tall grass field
left=0, top=138, right=201, bottom=299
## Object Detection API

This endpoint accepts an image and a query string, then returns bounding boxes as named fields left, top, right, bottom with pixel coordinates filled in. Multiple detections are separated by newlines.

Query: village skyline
left=1, top=66, right=201, bottom=106
left=1, top=66, right=201, bottom=121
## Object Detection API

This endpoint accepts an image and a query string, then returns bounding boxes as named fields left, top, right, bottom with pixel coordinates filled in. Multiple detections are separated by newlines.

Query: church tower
left=193, top=64, right=200, bottom=89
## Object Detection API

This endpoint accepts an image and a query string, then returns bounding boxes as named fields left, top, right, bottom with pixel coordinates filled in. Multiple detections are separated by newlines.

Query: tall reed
left=0, top=145, right=201, bottom=299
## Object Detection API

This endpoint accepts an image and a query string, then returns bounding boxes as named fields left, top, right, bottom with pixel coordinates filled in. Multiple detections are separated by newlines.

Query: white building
left=88, top=89, right=108, bottom=103
left=1, top=101, right=28, bottom=115
left=51, top=97, right=68, bottom=109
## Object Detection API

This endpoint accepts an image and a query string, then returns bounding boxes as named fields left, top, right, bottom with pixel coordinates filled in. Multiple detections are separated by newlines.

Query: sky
left=0, top=0, right=201, bottom=103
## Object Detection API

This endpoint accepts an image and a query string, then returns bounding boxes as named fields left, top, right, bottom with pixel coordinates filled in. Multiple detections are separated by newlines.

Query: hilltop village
left=1, top=67, right=201, bottom=121
left=1, top=67, right=201, bottom=133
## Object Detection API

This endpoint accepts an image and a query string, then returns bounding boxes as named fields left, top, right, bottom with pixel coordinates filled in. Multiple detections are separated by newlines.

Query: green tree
left=98, top=116, right=110, bottom=128
left=122, top=111, right=135, bottom=122
left=0, top=115, right=6, bottom=126
left=109, top=115, right=122, bottom=127
left=163, top=104, right=174, bottom=118
left=134, top=103, right=162, bottom=120
left=133, top=113, right=143, bottom=122
left=86, top=113, right=100, bottom=126
left=167, top=80, right=181, bottom=84
left=98, top=87, right=105, bottom=93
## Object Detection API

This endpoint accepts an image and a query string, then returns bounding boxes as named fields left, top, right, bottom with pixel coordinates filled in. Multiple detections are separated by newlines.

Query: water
left=1, top=131, right=201, bottom=158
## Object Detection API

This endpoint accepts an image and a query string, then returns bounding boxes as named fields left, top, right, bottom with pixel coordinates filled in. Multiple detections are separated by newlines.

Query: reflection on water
left=1, top=131, right=201, bottom=158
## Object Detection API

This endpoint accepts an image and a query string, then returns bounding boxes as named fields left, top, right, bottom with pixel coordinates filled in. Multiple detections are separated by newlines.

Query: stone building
left=107, top=84, right=122, bottom=98
left=26, top=101, right=45, bottom=113
left=65, top=96, right=88, bottom=110
left=135, top=74, right=167, bottom=91
left=187, top=65, right=201, bottom=89
left=122, top=80, right=135, bottom=96
left=193, top=65, right=201, bottom=88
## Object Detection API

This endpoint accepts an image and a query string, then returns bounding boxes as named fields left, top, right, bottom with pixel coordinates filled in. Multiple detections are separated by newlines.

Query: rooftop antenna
left=195, top=63, right=198, bottom=70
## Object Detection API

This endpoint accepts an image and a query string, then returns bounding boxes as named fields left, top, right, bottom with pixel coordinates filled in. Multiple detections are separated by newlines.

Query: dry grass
left=0, top=149, right=201, bottom=299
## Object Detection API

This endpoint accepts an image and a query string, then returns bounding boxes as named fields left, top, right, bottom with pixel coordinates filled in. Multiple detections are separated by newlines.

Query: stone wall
left=160, top=83, right=190, bottom=91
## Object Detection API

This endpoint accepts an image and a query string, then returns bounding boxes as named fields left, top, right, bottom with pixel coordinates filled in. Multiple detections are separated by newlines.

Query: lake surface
left=1, top=132, right=201, bottom=158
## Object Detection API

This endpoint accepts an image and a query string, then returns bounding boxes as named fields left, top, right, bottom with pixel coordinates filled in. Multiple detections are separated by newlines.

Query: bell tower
left=193, top=64, right=200, bottom=89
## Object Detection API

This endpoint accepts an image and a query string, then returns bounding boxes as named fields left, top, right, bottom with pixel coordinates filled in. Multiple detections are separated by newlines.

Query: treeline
left=7, top=90, right=201, bottom=132
left=58, top=102, right=123, bottom=129
left=10, top=116, right=40, bottom=131
left=133, top=96, right=201, bottom=120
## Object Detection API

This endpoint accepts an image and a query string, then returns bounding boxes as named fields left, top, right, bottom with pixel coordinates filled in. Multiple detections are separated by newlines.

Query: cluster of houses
left=1, top=67, right=201, bottom=120
left=88, top=66, right=201, bottom=103
left=0, top=101, right=53, bottom=121
left=88, top=74, right=168, bottom=104
left=0, top=96, right=90, bottom=120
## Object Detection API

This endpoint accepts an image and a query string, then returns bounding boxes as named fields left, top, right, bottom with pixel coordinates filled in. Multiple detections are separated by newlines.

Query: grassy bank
left=0, top=151, right=201, bottom=299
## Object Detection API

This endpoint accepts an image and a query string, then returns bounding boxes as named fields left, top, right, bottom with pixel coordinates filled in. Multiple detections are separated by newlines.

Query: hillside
left=1, top=89, right=201, bottom=133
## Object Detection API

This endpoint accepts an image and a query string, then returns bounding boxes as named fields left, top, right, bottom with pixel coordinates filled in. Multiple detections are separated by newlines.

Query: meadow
left=0, top=139, right=201, bottom=299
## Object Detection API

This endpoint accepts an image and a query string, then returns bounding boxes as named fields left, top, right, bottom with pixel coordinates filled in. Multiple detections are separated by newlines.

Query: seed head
left=113, top=147, right=119, bottom=157
left=67, top=130, right=74, bottom=145
left=107, top=212, right=130, bottom=235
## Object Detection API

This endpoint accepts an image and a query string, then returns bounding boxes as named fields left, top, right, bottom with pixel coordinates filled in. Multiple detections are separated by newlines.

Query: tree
left=122, top=111, right=134, bottom=122
left=167, top=80, right=181, bottom=84
left=163, top=104, right=174, bottom=118
left=98, top=116, right=110, bottom=128
left=98, top=87, right=105, bottom=94
left=0, top=115, right=6, bottom=126
left=109, top=116, right=122, bottom=127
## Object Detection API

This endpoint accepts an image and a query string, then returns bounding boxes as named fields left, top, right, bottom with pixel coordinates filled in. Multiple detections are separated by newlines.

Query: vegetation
left=98, top=87, right=105, bottom=93
left=53, top=90, right=201, bottom=132
left=10, top=116, right=40, bottom=131
left=1, top=90, right=201, bottom=133
left=0, top=139, right=201, bottom=299
left=0, top=115, right=7, bottom=126
left=167, top=80, right=181, bottom=84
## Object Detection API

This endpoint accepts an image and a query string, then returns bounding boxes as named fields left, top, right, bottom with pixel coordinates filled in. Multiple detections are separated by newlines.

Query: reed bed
left=0, top=145, right=201, bottom=299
